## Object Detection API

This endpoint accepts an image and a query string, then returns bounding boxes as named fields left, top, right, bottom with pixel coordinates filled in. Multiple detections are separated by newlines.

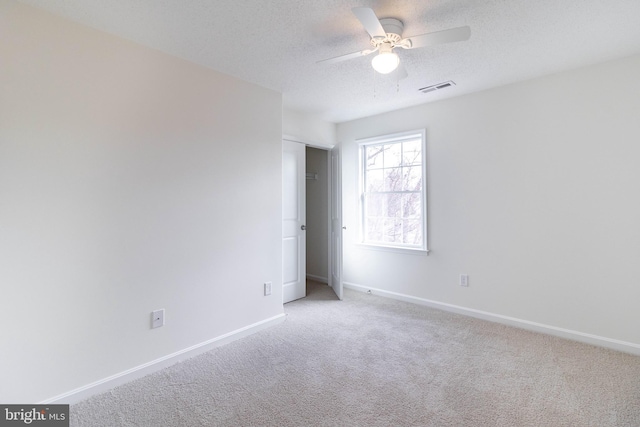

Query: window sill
left=355, top=243, right=430, bottom=256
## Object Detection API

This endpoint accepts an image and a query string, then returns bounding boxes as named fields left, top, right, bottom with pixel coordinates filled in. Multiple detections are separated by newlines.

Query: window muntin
left=359, top=131, right=427, bottom=251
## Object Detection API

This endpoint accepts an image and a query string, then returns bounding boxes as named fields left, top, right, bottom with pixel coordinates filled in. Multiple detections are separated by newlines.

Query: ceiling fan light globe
left=371, top=51, right=399, bottom=74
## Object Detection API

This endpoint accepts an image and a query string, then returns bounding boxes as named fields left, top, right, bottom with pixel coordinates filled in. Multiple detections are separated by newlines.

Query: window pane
left=403, top=219, right=422, bottom=245
left=366, top=145, right=384, bottom=169
left=402, top=140, right=421, bottom=165
left=384, top=143, right=402, bottom=168
left=384, top=167, right=402, bottom=192
left=365, top=193, right=384, bottom=217
left=402, top=193, right=421, bottom=218
left=365, top=217, right=383, bottom=242
left=367, top=169, right=384, bottom=192
left=386, top=193, right=402, bottom=218
left=383, top=218, right=402, bottom=243
left=402, top=166, right=422, bottom=191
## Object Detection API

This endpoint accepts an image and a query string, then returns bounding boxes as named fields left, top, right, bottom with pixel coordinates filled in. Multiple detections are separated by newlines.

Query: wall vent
left=418, top=80, right=456, bottom=94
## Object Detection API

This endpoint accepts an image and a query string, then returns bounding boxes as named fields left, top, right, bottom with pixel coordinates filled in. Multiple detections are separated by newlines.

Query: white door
left=330, top=144, right=343, bottom=300
left=282, top=140, right=306, bottom=303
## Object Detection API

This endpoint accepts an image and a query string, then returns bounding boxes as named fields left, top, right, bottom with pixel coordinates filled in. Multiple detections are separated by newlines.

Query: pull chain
left=373, top=67, right=378, bottom=99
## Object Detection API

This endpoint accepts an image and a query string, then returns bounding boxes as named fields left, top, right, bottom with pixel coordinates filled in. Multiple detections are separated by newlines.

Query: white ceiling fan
left=319, top=7, right=471, bottom=77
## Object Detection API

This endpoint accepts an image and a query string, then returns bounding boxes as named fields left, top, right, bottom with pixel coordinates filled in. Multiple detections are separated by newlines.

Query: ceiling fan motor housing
left=370, top=17, right=404, bottom=47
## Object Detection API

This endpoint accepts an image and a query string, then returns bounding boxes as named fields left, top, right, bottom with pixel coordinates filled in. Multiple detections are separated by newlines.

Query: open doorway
left=305, top=147, right=329, bottom=294
left=282, top=138, right=342, bottom=303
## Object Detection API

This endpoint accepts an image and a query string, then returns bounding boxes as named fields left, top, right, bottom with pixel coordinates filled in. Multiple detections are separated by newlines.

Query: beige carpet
left=70, top=281, right=640, bottom=426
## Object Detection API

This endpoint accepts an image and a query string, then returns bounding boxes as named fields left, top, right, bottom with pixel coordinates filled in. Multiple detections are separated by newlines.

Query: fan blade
left=404, top=26, right=471, bottom=49
left=352, top=7, right=386, bottom=39
left=317, top=48, right=376, bottom=65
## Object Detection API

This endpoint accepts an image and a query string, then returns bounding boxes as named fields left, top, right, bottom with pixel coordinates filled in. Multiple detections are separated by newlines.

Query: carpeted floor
left=70, top=281, right=640, bottom=426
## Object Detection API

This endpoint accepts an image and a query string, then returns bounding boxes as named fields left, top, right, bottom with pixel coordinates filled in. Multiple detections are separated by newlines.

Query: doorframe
left=325, top=147, right=333, bottom=289
left=282, top=135, right=340, bottom=299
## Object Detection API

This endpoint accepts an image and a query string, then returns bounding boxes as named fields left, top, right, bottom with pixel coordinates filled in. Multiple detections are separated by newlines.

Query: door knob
left=301, top=225, right=306, bottom=230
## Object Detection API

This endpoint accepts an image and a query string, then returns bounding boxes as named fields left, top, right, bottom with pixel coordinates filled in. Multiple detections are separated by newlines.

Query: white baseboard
left=306, top=274, right=328, bottom=283
left=343, top=282, right=640, bottom=356
left=41, top=313, right=286, bottom=404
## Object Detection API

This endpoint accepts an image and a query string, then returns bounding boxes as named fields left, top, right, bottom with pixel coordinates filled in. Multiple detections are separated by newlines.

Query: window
left=359, top=130, right=427, bottom=251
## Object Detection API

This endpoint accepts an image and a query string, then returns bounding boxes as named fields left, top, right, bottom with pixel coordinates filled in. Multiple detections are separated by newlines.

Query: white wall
left=0, top=1, right=283, bottom=403
left=338, top=54, right=640, bottom=349
left=282, top=109, right=336, bottom=149
left=305, top=147, right=329, bottom=281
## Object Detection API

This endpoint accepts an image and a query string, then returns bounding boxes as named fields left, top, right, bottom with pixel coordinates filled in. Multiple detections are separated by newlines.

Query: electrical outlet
left=264, top=282, right=272, bottom=296
left=151, top=309, right=165, bottom=328
left=460, top=274, right=469, bottom=287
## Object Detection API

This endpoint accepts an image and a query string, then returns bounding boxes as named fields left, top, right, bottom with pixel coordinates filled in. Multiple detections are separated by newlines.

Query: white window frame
left=357, top=129, right=428, bottom=253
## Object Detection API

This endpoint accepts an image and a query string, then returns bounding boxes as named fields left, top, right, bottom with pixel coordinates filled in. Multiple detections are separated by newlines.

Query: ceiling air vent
left=418, top=80, right=456, bottom=94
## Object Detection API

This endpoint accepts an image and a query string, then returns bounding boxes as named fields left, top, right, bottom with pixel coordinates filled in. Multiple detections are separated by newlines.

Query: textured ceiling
left=16, top=0, right=640, bottom=123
